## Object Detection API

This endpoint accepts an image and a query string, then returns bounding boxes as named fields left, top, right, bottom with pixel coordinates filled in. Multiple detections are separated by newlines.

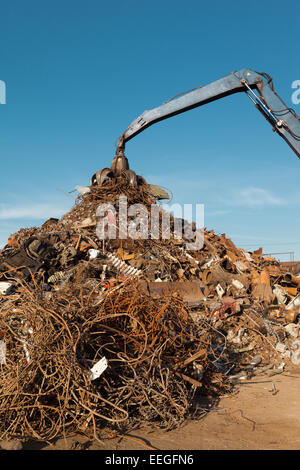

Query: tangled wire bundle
left=0, top=274, right=230, bottom=442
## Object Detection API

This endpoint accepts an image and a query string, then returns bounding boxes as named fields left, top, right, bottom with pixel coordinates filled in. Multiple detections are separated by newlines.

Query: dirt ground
left=5, top=364, right=298, bottom=451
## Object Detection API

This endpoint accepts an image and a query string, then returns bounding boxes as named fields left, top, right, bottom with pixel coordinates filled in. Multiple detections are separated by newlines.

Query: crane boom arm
left=118, top=68, right=300, bottom=159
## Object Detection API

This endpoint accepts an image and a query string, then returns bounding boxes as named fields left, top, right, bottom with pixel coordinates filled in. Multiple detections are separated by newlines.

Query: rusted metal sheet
left=138, top=280, right=205, bottom=305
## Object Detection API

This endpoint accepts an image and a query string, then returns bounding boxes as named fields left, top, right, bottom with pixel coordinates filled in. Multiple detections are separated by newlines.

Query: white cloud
left=231, top=187, right=285, bottom=208
left=206, top=209, right=232, bottom=216
left=0, top=200, right=74, bottom=249
left=0, top=203, right=69, bottom=220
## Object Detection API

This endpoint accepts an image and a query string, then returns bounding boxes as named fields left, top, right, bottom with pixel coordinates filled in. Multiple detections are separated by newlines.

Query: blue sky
left=0, top=0, right=300, bottom=260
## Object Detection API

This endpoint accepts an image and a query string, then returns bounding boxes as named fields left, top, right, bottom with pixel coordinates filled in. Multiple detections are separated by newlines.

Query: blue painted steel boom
left=117, top=69, right=300, bottom=159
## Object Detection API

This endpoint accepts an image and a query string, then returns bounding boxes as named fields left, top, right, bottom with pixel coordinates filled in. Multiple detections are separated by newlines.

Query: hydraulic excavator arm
left=92, top=69, right=300, bottom=189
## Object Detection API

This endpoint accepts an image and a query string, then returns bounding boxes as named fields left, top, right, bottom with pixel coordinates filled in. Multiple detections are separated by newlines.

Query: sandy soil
left=4, top=365, right=298, bottom=451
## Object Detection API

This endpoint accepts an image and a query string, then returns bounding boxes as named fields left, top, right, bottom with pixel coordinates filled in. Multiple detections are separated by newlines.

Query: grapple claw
left=91, top=168, right=114, bottom=186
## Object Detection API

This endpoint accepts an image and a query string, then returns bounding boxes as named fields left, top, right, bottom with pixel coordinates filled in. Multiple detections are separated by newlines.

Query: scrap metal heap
left=0, top=172, right=300, bottom=443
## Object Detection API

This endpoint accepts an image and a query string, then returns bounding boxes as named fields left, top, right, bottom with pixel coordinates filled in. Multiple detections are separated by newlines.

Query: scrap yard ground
left=16, top=366, right=300, bottom=450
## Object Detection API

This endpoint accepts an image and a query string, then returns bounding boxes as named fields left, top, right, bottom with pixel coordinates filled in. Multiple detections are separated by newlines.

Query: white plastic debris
left=226, top=329, right=235, bottom=343
left=273, top=284, right=288, bottom=305
left=74, top=217, right=96, bottom=228
left=286, top=294, right=300, bottom=311
left=216, top=284, right=225, bottom=298
left=227, top=327, right=247, bottom=346
left=234, top=261, right=248, bottom=272
left=231, top=327, right=246, bottom=345
left=291, top=350, right=300, bottom=365
left=22, top=342, right=30, bottom=363
left=242, top=251, right=253, bottom=262
left=0, top=340, right=6, bottom=365
left=90, top=357, right=108, bottom=381
left=231, top=279, right=244, bottom=290
left=75, top=185, right=91, bottom=195
left=202, top=255, right=219, bottom=269
left=290, top=342, right=300, bottom=365
left=291, top=339, right=300, bottom=350
left=0, top=282, right=13, bottom=296
left=184, top=251, right=199, bottom=265
left=284, top=324, right=299, bottom=338
left=249, top=355, right=262, bottom=367
left=275, top=342, right=288, bottom=354
left=88, top=249, right=101, bottom=260
left=101, top=264, right=107, bottom=281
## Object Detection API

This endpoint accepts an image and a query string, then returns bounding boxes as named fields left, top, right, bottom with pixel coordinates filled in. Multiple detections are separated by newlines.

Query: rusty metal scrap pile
left=0, top=177, right=300, bottom=442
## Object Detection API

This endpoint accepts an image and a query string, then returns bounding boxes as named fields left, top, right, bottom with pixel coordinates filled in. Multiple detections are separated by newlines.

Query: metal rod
left=242, top=80, right=278, bottom=123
